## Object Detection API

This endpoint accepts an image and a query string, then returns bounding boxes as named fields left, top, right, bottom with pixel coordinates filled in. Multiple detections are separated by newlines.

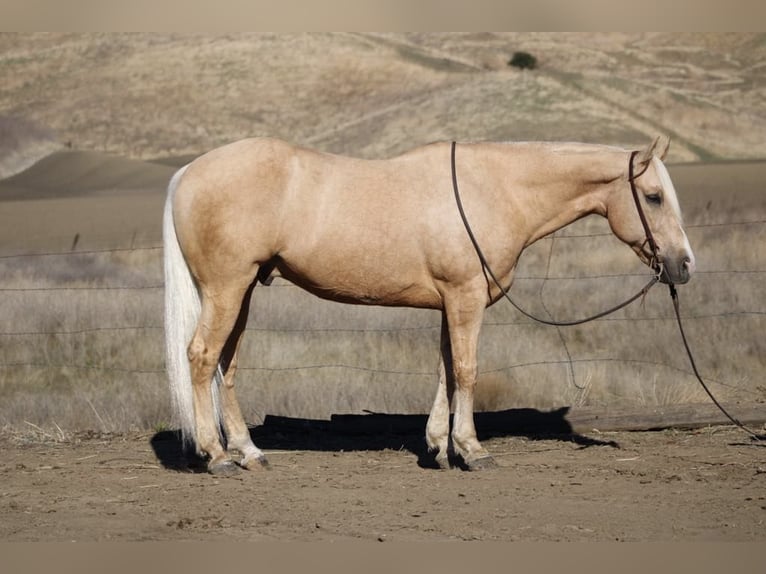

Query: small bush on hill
left=508, top=51, right=537, bottom=70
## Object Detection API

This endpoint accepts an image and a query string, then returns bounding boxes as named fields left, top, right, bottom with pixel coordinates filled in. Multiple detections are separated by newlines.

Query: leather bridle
left=450, top=141, right=660, bottom=327
left=628, top=150, right=664, bottom=281
left=451, top=140, right=764, bottom=441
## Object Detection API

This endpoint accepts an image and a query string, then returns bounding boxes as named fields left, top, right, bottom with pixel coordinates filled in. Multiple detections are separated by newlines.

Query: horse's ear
left=654, top=134, right=670, bottom=160
left=636, top=135, right=671, bottom=166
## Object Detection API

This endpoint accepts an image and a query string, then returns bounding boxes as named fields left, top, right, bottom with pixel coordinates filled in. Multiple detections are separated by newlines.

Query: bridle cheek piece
left=628, top=150, right=665, bottom=282
left=452, top=141, right=765, bottom=440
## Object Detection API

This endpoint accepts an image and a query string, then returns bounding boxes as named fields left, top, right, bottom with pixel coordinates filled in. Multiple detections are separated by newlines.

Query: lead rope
left=628, top=149, right=762, bottom=439
left=451, top=141, right=765, bottom=441
left=668, top=284, right=766, bottom=440
left=450, top=141, right=659, bottom=327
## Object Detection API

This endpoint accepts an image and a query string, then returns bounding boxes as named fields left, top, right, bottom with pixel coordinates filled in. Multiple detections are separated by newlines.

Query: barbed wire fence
left=1, top=217, right=764, bottom=432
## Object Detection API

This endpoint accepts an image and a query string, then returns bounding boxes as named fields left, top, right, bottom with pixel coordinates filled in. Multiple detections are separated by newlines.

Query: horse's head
left=606, top=136, right=695, bottom=285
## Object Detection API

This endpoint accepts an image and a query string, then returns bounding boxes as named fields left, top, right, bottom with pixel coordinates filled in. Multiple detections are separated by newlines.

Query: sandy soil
left=2, top=424, right=764, bottom=542
left=2, top=33, right=765, bottom=547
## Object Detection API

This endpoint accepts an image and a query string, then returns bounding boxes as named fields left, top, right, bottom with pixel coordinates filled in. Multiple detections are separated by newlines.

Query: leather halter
left=450, top=141, right=660, bottom=327
left=451, top=142, right=764, bottom=441
left=628, top=150, right=662, bottom=278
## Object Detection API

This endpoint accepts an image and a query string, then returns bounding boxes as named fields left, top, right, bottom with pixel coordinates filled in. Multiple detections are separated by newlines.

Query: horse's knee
left=187, top=335, right=204, bottom=362
left=453, top=359, right=477, bottom=390
left=187, top=337, right=218, bottom=378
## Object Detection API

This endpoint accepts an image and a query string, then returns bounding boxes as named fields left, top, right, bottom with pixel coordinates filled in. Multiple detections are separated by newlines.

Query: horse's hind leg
left=188, top=280, right=254, bottom=475
left=218, top=283, right=269, bottom=470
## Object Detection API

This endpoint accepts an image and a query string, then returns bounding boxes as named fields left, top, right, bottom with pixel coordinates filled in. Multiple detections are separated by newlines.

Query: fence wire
left=1, top=216, right=764, bottom=414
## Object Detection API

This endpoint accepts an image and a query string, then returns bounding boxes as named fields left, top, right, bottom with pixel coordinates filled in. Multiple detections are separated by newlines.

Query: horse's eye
left=646, top=193, right=662, bottom=205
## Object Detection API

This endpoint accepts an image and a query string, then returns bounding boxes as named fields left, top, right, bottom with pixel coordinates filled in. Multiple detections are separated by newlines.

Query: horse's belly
left=275, top=259, right=442, bottom=309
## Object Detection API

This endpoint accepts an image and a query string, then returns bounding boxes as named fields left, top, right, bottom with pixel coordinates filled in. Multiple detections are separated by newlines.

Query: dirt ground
left=2, top=422, right=764, bottom=542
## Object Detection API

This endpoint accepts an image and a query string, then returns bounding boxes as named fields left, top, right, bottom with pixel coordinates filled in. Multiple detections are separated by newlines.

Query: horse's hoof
left=434, top=454, right=451, bottom=470
left=241, top=454, right=270, bottom=471
left=208, top=459, right=241, bottom=476
left=466, top=455, right=498, bottom=471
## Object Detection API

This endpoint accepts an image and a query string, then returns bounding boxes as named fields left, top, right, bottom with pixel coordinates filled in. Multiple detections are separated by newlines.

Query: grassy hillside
left=1, top=32, right=765, bottom=172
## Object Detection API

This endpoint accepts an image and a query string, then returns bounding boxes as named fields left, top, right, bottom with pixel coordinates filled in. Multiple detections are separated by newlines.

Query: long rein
left=450, top=141, right=765, bottom=441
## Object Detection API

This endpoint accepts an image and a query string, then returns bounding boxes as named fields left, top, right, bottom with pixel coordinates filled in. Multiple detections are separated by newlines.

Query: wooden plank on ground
left=565, top=403, right=766, bottom=433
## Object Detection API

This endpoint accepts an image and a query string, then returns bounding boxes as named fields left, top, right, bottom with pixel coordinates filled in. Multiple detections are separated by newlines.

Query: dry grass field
left=2, top=157, right=764, bottom=434
left=2, top=33, right=765, bottom=166
left=1, top=32, right=765, bottom=434
left=1, top=32, right=765, bottom=544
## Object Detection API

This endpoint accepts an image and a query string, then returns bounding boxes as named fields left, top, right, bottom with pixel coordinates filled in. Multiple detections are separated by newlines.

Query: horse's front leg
left=426, top=313, right=454, bottom=469
left=445, top=295, right=498, bottom=470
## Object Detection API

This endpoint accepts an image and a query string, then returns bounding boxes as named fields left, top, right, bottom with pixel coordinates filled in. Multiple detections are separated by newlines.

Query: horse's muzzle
left=659, top=254, right=694, bottom=285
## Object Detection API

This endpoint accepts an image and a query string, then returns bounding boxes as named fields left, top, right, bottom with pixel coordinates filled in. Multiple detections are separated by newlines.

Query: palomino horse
left=164, top=135, right=695, bottom=474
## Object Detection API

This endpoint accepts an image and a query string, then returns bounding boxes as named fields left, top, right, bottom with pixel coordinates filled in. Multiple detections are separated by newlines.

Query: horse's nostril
left=675, top=255, right=695, bottom=284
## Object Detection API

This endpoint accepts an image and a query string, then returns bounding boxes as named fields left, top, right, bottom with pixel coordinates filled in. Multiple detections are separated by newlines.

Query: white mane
left=652, top=157, right=683, bottom=221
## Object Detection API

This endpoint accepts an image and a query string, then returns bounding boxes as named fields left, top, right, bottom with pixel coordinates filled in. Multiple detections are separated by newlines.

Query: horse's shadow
left=150, top=407, right=620, bottom=472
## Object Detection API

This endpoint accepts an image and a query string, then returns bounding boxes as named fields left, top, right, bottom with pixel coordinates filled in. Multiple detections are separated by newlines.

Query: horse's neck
left=511, top=145, right=625, bottom=245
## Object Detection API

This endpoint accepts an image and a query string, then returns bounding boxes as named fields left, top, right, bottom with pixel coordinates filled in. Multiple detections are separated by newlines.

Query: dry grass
left=0, top=116, right=62, bottom=179
left=1, top=195, right=763, bottom=433
left=1, top=33, right=765, bottom=167
left=0, top=250, right=167, bottom=431
left=1, top=33, right=765, bottom=433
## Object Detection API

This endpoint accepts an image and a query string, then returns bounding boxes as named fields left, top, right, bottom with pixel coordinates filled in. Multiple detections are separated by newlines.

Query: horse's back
left=176, top=137, right=443, bottom=206
left=170, top=138, right=458, bottom=305
left=176, top=136, right=453, bottom=241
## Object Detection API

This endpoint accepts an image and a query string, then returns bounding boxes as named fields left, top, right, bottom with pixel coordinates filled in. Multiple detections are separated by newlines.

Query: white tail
left=163, top=165, right=224, bottom=451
